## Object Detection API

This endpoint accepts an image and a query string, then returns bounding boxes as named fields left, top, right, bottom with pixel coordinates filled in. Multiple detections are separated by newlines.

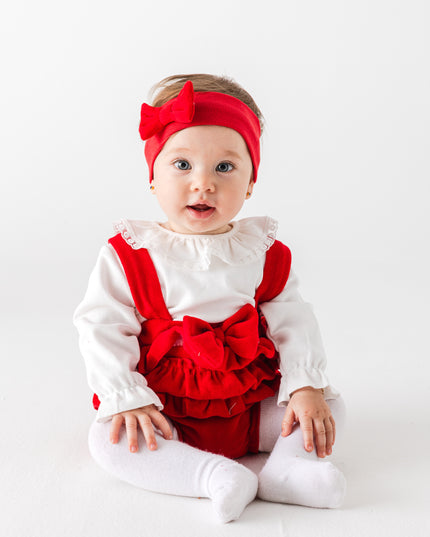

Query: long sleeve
left=259, top=269, right=339, bottom=406
left=73, top=245, right=163, bottom=422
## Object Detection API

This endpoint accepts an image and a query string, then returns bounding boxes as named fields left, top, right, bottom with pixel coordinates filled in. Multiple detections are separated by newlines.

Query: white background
left=1, top=1, right=429, bottom=536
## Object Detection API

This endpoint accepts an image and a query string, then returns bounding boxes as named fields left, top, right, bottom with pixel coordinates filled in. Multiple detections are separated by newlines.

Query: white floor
left=1, top=310, right=429, bottom=537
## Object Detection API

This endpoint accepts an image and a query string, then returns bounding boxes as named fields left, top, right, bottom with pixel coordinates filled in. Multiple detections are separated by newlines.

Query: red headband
left=140, top=80, right=261, bottom=182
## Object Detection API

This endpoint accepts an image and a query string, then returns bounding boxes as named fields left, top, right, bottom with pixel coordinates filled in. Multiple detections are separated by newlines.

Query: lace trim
left=113, top=220, right=141, bottom=249
left=112, top=217, right=279, bottom=270
left=261, top=217, right=277, bottom=253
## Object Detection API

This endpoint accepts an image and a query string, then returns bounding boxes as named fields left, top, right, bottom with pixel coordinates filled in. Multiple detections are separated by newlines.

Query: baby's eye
left=174, top=160, right=191, bottom=171
left=216, top=162, right=234, bottom=173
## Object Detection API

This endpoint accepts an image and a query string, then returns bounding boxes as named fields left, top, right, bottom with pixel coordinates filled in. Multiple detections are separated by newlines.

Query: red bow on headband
left=139, top=80, right=195, bottom=140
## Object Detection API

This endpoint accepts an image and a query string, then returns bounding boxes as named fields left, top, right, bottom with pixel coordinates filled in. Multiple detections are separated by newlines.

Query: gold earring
left=150, top=184, right=155, bottom=192
left=246, top=191, right=251, bottom=199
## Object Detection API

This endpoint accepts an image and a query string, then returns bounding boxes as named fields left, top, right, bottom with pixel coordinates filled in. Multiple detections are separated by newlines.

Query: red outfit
left=93, top=234, right=291, bottom=459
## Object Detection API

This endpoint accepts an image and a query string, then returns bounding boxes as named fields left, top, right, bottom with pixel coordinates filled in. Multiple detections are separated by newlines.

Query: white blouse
left=74, top=216, right=338, bottom=422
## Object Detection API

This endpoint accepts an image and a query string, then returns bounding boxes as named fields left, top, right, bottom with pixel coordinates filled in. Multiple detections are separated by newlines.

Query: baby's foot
left=208, top=461, right=258, bottom=523
left=258, top=457, right=346, bottom=509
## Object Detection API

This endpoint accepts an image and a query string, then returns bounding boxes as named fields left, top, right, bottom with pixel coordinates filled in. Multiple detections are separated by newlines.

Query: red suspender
left=108, top=234, right=171, bottom=320
left=255, top=240, right=292, bottom=305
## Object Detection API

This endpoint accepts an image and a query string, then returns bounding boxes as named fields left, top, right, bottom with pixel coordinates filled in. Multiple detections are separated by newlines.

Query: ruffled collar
left=113, top=216, right=278, bottom=271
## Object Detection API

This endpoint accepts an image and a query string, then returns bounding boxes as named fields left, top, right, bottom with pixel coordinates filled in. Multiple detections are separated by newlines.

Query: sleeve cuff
left=95, top=383, right=164, bottom=422
left=277, top=368, right=340, bottom=406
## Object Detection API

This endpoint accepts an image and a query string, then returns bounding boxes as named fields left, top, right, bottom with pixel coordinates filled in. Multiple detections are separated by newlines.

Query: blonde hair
left=150, top=73, right=264, bottom=134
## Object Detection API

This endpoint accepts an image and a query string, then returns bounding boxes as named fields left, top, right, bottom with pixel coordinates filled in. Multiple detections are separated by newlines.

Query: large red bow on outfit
left=139, top=80, right=195, bottom=140
left=182, top=303, right=260, bottom=370
left=142, top=304, right=261, bottom=371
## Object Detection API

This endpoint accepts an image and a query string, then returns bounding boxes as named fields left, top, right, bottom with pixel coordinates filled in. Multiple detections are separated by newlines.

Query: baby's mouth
left=188, top=204, right=213, bottom=212
left=187, top=203, right=216, bottom=218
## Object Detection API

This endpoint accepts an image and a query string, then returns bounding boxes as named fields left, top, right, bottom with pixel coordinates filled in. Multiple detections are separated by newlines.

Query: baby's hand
left=110, top=404, right=173, bottom=453
left=281, top=387, right=335, bottom=458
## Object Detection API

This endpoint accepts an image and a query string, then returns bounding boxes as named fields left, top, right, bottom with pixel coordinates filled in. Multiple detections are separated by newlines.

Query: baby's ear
left=247, top=178, right=255, bottom=194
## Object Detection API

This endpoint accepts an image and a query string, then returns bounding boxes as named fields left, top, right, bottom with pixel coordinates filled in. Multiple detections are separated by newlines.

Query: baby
left=74, top=73, right=346, bottom=523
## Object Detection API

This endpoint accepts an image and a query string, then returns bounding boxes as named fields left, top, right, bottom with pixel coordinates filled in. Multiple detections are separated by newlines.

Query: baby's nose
left=191, top=170, right=216, bottom=191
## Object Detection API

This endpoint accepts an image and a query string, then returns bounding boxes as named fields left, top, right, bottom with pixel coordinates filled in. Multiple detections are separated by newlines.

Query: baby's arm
left=74, top=245, right=171, bottom=451
left=259, top=269, right=338, bottom=457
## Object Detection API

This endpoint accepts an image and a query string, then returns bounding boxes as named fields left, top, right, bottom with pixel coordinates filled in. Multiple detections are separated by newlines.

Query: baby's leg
left=88, top=419, right=257, bottom=523
left=257, top=396, right=347, bottom=508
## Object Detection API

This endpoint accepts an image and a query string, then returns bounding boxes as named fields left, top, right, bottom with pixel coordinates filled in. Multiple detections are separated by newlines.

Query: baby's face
left=152, top=125, right=254, bottom=235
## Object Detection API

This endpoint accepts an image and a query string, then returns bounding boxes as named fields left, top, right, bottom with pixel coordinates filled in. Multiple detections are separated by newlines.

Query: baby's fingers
left=149, top=410, right=173, bottom=441
left=314, top=418, right=328, bottom=457
left=301, top=416, right=315, bottom=453
left=125, top=414, right=140, bottom=453
left=324, top=417, right=335, bottom=454
left=110, top=414, right=124, bottom=444
left=137, top=413, right=158, bottom=451
left=314, top=416, right=336, bottom=457
left=281, top=406, right=295, bottom=437
left=331, top=416, right=336, bottom=445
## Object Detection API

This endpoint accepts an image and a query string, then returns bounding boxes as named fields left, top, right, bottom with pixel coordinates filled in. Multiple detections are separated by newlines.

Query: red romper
left=93, top=234, right=291, bottom=459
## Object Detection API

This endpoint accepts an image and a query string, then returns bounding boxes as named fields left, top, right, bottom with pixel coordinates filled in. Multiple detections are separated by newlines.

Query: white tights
left=88, top=396, right=346, bottom=523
